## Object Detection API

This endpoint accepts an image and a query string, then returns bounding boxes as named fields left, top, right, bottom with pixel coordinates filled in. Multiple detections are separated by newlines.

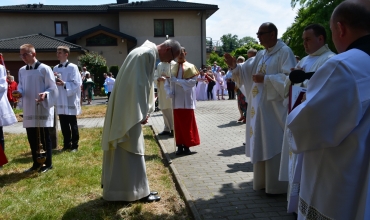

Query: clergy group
left=226, top=0, right=370, bottom=219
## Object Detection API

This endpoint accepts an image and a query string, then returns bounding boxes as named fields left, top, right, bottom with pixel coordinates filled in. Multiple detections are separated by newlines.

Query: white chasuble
left=154, top=62, right=172, bottom=110
left=245, top=40, right=296, bottom=164
left=18, top=64, right=57, bottom=128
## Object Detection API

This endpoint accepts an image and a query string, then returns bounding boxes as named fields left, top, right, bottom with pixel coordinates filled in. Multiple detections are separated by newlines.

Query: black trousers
left=59, top=114, right=79, bottom=149
left=207, top=81, right=215, bottom=100
left=26, top=127, right=52, bottom=168
left=228, top=89, right=235, bottom=99
left=0, top=126, right=4, bottom=150
left=107, top=92, right=111, bottom=101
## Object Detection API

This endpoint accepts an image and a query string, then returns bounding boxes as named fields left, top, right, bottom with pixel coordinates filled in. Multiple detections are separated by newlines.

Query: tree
left=78, top=51, right=107, bottom=78
left=220, top=34, right=240, bottom=54
left=239, top=36, right=258, bottom=46
left=282, top=0, right=343, bottom=58
left=231, top=42, right=264, bottom=59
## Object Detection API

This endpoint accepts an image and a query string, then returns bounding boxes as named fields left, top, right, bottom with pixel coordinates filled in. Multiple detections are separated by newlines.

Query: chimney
left=117, top=0, right=129, bottom=3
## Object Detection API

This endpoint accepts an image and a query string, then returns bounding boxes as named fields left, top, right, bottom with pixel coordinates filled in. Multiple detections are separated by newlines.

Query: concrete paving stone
left=211, top=210, right=239, bottom=218
left=262, top=207, right=287, bottom=212
left=270, top=216, right=296, bottom=220
left=269, top=202, right=290, bottom=207
left=228, top=214, right=255, bottom=220
left=222, top=206, right=243, bottom=211
left=237, top=208, right=264, bottom=214
left=253, top=212, right=280, bottom=218
left=246, top=203, right=271, bottom=209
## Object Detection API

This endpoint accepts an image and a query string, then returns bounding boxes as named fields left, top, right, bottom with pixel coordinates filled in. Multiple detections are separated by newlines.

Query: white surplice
left=278, top=45, right=335, bottom=213
left=164, top=61, right=197, bottom=110
left=232, top=39, right=296, bottom=193
left=287, top=45, right=370, bottom=220
left=18, top=62, right=57, bottom=128
left=0, top=65, right=17, bottom=127
left=101, top=40, right=156, bottom=201
left=53, top=61, right=82, bottom=115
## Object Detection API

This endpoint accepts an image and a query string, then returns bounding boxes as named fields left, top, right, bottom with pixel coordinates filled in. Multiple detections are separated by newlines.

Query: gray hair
left=247, top=49, right=257, bottom=54
left=163, top=39, right=181, bottom=55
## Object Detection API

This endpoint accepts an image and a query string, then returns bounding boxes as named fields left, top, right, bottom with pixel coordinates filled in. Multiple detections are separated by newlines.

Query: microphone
left=289, top=69, right=315, bottom=84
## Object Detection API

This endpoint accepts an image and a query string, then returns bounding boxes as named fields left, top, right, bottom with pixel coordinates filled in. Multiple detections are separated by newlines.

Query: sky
left=1, top=0, right=298, bottom=44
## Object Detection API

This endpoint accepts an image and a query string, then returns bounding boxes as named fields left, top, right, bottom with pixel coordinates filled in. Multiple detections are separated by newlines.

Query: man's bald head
left=330, top=0, right=370, bottom=52
left=332, top=0, right=370, bottom=32
left=261, top=22, right=278, bottom=38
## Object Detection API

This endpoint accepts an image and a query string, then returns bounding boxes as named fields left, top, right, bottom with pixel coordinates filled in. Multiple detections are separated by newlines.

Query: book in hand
left=289, top=85, right=306, bottom=113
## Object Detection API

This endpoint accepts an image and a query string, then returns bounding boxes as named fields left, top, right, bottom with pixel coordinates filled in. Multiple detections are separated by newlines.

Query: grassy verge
left=0, top=127, right=189, bottom=220
left=14, top=105, right=107, bottom=122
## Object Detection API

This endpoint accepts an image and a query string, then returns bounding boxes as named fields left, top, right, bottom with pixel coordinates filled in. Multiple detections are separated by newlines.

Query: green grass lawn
left=0, top=127, right=189, bottom=220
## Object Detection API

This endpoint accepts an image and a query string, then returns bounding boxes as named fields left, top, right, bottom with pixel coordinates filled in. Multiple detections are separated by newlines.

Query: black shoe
left=39, top=165, right=53, bottom=173
left=140, top=194, right=161, bottom=202
left=183, top=147, right=192, bottom=155
left=168, top=131, right=174, bottom=137
left=176, top=146, right=184, bottom=155
left=158, top=131, right=171, bottom=136
left=150, top=191, right=158, bottom=195
left=23, top=166, right=39, bottom=173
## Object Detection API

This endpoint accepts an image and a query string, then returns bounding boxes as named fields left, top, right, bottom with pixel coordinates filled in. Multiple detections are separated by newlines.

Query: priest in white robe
left=278, top=24, right=335, bottom=213
left=164, top=47, right=200, bottom=155
left=287, top=1, right=370, bottom=219
left=15, top=44, right=57, bottom=173
left=225, top=22, right=296, bottom=194
left=53, top=46, right=82, bottom=152
left=154, top=61, right=174, bottom=136
left=101, top=39, right=181, bottom=202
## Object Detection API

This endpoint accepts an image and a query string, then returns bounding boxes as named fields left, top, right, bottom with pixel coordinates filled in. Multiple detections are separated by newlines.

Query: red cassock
left=173, top=109, right=200, bottom=147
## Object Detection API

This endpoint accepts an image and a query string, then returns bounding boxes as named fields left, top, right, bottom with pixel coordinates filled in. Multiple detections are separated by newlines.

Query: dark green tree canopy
left=282, top=0, right=343, bottom=58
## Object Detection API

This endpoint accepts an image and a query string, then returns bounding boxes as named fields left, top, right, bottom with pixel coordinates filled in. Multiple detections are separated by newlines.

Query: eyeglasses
left=256, top=31, right=272, bottom=36
left=19, top=52, right=31, bottom=58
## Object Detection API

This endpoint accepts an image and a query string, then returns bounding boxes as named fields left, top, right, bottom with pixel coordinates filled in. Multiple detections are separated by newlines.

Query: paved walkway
left=4, top=99, right=295, bottom=219
left=149, top=100, right=294, bottom=220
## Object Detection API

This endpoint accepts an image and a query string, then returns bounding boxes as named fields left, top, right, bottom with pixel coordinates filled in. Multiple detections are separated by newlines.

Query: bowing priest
left=101, top=39, right=181, bottom=202
left=164, top=47, right=200, bottom=155
left=287, top=0, right=370, bottom=219
left=14, top=44, right=58, bottom=173
left=154, top=61, right=174, bottom=137
left=278, top=24, right=335, bottom=213
left=54, top=46, right=82, bottom=152
left=224, top=22, right=296, bottom=194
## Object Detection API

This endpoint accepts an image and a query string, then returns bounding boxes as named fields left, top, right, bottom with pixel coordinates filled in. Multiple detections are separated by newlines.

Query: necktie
left=58, top=64, right=63, bottom=68
left=29, top=66, right=33, bottom=70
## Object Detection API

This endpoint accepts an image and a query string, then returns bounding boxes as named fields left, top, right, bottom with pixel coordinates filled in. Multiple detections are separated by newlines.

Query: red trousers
left=173, top=109, right=200, bottom=147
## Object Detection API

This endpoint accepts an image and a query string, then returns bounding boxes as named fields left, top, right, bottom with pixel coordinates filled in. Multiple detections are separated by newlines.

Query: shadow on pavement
left=218, top=121, right=245, bottom=128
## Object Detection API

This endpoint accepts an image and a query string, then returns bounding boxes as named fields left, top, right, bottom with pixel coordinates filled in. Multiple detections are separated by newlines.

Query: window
left=55, top=21, right=68, bottom=36
left=154, top=19, right=174, bottom=37
left=86, top=33, right=117, bottom=46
